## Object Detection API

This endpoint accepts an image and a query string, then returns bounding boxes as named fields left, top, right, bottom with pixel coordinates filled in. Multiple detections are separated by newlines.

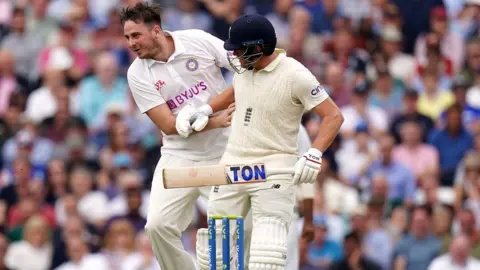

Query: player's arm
left=209, top=85, right=235, bottom=113
left=310, top=99, right=344, bottom=152
left=146, top=104, right=231, bottom=135
left=127, top=67, right=230, bottom=136
left=291, top=69, right=344, bottom=185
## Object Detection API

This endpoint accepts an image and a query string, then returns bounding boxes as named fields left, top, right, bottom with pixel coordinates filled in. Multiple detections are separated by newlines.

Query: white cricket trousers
left=145, top=154, right=220, bottom=270
left=208, top=176, right=295, bottom=269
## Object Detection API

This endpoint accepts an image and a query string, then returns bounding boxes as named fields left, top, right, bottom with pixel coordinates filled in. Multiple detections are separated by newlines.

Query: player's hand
left=176, top=104, right=196, bottom=138
left=301, top=220, right=315, bottom=243
left=293, top=148, right=322, bottom=185
left=210, top=103, right=235, bottom=129
left=190, top=104, right=213, bottom=132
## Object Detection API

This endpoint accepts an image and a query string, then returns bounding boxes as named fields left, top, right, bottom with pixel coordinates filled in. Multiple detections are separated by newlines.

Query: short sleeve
left=198, top=31, right=233, bottom=71
left=291, top=69, right=329, bottom=111
left=127, top=64, right=166, bottom=113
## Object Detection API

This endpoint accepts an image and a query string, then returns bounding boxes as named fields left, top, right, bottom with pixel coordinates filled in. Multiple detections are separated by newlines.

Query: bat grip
left=267, top=168, right=294, bottom=176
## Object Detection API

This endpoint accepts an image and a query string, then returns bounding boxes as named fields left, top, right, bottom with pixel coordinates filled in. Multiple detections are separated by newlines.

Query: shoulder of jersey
left=173, top=29, right=210, bottom=40
left=282, top=55, right=309, bottom=72
left=127, top=57, right=145, bottom=77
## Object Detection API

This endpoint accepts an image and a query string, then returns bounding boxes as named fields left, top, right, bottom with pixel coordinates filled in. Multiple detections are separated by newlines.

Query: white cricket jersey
left=127, top=29, right=232, bottom=160
left=220, top=49, right=329, bottom=170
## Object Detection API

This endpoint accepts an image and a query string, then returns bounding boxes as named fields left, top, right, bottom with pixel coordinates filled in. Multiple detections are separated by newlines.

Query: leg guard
left=196, top=228, right=237, bottom=270
left=248, top=217, right=288, bottom=270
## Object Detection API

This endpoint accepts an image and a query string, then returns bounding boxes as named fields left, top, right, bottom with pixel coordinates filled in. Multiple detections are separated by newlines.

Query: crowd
left=0, top=0, right=479, bottom=269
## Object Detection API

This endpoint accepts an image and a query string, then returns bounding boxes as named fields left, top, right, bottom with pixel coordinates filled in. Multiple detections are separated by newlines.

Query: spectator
left=1, top=7, right=42, bottom=83
left=0, top=158, right=33, bottom=209
left=429, top=103, right=474, bottom=186
left=0, top=101, right=23, bottom=149
left=78, top=51, right=128, bottom=128
left=378, top=25, right=416, bottom=84
left=294, top=0, right=343, bottom=36
left=4, top=215, right=53, bottom=270
left=122, top=232, right=160, bottom=270
left=390, top=89, right=435, bottom=144
left=429, top=234, right=480, bottom=270
left=363, top=202, right=394, bottom=269
left=55, top=167, right=108, bottom=228
left=0, top=49, right=29, bottom=115
left=54, top=235, right=109, bottom=270
left=416, top=72, right=455, bottom=120
left=340, top=82, right=388, bottom=139
left=44, top=159, right=69, bottom=205
left=0, top=233, right=9, bottom=270
left=336, top=123, right=378, bottom=184
left=454, top=152, right=480, bottom=212
left=392, top=205, right=442, bottom=270
left=25, top=68, right=78, bottom=124
left=265, top=0, right=293, bottom=49
left=415, top=7, right=465, bottom=73
left=51, top=214, right=100, bottom=269
left=368, top=69, right=404, bottom=120
left=302, top=216, right=343, bottom=270
left=445, top=208, right=480, bottom=258
left=107, top=171, right=149, bottom=231
left=38, top=22, right=89, bottom=83
left=330, top=231, right=382, bottom=270
left=352, top=134, right=416, bottom=208
left=321, top=61, right=352, bottom=108
left=163, top=0, right=212, bottom=32
left=393, top=120, right=439, bottom=182
left=101, top=218, right=136, bottom=269
left=27, top=0, right=59, bottom=47
left=2, top=123, right=55, bottom=170
left=202, top=0, right=245, bottom=41
left=431, top=204, right=455, bottom=245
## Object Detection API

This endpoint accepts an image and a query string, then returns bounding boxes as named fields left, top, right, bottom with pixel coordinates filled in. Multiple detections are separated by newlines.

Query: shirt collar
left=146, top=31, right=185, bottom=67
left=258, top=49, right=286, bottom=72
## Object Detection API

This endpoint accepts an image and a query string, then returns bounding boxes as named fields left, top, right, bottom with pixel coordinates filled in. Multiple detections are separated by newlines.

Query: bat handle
left=267, top=168, right=294, bottom=176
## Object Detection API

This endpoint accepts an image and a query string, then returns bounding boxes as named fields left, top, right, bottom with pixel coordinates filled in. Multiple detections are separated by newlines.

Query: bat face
left=225, top=164, right=268, bottom=184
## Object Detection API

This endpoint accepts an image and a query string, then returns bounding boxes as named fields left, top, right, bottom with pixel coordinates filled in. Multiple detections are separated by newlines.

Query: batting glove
left=293, top=148, right=322, bottom=185
left=175, top=104, right=196, bottom=138
left=190, top=104, right=213, bottom=132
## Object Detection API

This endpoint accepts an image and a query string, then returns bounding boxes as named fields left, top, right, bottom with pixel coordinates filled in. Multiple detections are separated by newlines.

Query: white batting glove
left=175, top=104, right=196, bottom=138
left=293, top=148, right=322, bottom=185
left=190, top=104, right=213, bottom=132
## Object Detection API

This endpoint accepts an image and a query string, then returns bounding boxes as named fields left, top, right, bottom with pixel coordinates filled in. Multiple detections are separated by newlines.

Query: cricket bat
left=163, top=163, right=294, bottom=189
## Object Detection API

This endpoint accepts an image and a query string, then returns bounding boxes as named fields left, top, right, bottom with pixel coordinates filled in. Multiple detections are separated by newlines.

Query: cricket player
left=178, top=14, right=344, bottom=270
left=121, top=3, right=235, bottom=269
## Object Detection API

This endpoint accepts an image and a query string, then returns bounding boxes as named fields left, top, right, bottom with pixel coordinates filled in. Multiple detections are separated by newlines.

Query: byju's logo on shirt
left=155, top=80, right=166, bottom=91
left=166, top=82, right=208, bottom=110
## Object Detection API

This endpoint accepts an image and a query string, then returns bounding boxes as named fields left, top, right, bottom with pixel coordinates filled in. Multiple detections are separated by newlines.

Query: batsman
left=177, top=14, right=344, bottom=270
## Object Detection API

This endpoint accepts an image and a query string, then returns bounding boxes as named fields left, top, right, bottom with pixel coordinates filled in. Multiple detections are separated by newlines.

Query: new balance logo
left=271, top=184, right=281, bottom=189
left=244, top=107, right=253, bottom=126
left=213, top=186, right=219, bottom=193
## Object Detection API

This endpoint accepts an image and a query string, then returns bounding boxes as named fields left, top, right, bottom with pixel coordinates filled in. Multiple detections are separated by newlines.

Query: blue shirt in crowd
left=393, top=234, right=442, bottom=270
left=428, top=128, right=473, bottom=175
left=367, top=161, right=416, bottom=202
left=308, top=240, right=343, bottom=269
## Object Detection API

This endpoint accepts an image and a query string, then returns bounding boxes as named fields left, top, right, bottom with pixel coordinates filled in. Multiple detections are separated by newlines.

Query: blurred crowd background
left=0, top=0, right=479, bottom=269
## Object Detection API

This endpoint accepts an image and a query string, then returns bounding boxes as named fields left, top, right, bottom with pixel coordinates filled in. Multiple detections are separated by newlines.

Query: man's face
left=124, top=20, right=161, bottom=59
left=11, top=12, right=26, bottom=32
left=411, top=209, right=430, bottom=238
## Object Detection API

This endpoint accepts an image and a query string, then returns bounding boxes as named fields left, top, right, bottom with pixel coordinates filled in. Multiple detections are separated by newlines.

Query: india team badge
left=186, top=58, right=199, bottom=71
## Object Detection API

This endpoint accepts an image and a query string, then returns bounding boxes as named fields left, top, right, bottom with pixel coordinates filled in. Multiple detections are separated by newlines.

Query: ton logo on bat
left=228, top=164, right=266, bottom=182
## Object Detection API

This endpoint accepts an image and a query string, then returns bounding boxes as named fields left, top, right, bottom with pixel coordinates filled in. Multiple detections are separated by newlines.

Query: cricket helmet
left=224, top=14, right=277, bottom=73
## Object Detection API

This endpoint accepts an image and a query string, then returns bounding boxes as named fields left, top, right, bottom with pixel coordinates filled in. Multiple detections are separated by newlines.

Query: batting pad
left=249, top=217, right=288, bottom=270
left=196, top=228, right=237, bottom=270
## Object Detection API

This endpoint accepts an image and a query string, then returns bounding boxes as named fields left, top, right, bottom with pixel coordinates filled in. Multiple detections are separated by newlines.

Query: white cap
left=47, top=47, right=73, bottom=70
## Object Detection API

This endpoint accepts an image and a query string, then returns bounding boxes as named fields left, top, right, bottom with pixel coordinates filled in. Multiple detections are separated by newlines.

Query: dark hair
left=344, top=231, right=361, bottom=245
left=412, top=204, right=433, bottom=218
left=12, top=6, right=25, bottom=16
left=446, top=102, right=463, bottom=115
left=120, top=2, right=162, bottom=26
